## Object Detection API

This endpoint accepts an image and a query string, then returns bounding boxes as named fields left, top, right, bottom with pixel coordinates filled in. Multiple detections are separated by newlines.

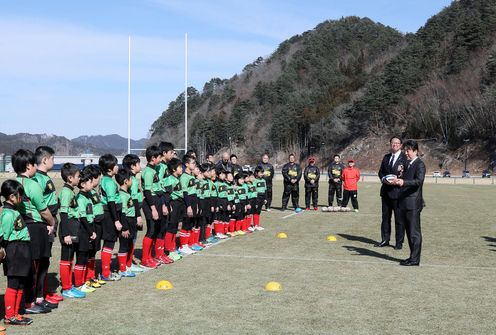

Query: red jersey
left=342, top=167, right=360, bottom=191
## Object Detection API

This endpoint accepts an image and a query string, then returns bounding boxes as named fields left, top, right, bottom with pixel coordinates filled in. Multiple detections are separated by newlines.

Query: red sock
left=179, top=230, right=190, bottom=247
left=118, top=253, right=127, bottom=272
left=254, top=214, right=260, bottom=226
left=229, top=219, right=236, bottom=233
left=214, top=221, right=223, bottom=235
left=127, top=242, right=135, bottom=267
left=205, top=226, right=212, bottom=240
left=188, top=230, right=195, bottom=246
left=155, top=238, right=165, bottom=258
left=235, top=220, right=242, bottom=231
left=59, top=260, right=72, bottom=291
left=165, top=232, right=175, bottom=252
left=142, top=236, right=153, bottom=262
left=224, top=222, right=229, bottom=234
left=101, top=247, right=113, bottom=278
left=193, top=228, right=200, bottom=244
left=74, top=265, right=86, bottom=287
left=15, top=289, right=23, bottom=316
left=86, top=258, right=96, bottom=281
left=4, top=287, right=16, bottom=319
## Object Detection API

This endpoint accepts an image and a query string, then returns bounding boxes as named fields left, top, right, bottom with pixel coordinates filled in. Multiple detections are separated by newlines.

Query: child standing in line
left=341, top=158, right=361, bottom=212
left=163, top=158, right=185, bottom=257
left=252, top=166, right=267, bottom=231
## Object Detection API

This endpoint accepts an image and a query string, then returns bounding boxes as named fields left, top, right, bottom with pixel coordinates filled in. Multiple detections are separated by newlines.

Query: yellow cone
left=326, top=235, right=337, bottom=241
left=276, top=232, right=288, bottom=239
left=155, top=280, right=173, bottom=290
left=264, top=281, right=282, bottom=292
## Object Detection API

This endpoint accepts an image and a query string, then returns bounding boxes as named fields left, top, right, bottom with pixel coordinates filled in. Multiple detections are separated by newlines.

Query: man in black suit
left=391, top=139, right=425, bottom=266
left=376, top=136, right=407, bottom=249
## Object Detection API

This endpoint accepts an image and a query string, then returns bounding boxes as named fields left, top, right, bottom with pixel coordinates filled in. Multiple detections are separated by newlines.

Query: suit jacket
left=398, top=158, right=426, bottom=211
left=378, top=152, right=407, bottom=199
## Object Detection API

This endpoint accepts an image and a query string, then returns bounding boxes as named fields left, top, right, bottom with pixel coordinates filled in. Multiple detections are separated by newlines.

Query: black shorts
left=189, top=195, right=199, bottom=217
left=142, top=197, right=162, bottom=239
left=3, top=241, right=32, bottom=277
left=122, top=216, right=137, bottom=240
left=78, top=227, right=90, bottom=252
left=93, top=217, right=103, bottom=252
left=102, top=211, right=118, bottom=242
left=249, top=198, right=257, bottom=215
left=256, top=196, right=265, bottom=214
left=27, top=222, right=51, bottom=260
left=234, top=202, right=244, bottom=220
left=169, top=200, right=185, bottom=225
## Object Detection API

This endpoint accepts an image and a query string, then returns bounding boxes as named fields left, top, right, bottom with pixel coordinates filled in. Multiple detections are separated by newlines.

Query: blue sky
left=0, top=0, right=453, bottom=140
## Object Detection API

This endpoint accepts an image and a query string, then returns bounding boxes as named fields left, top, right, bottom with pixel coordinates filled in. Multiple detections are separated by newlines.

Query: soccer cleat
left=248, top=226, right=255, bottom=232
left=35, top=299, right=58, bottom=309
left=354, top=209, right=359, bottom=212
left=95, top=277, right=107, bottom=285
left=4, top=315, right=33, bottom=326
left=79, top=284, right=96, bottom=293
left=178, top=245, right=195, bottom=255
left=24, top=303, right=51, bottom=314
left=45, top=296, right=60, bottom=305
left=266, top=208, right=271, bottom=212
left=314, top=207, right=318, bottom=211
left=255, top=226, right=265, bottom=231
left=62, top=287, right=85, bottom=299
left=159, top=255, right=174, bottom=264
left=236, top=230, right=246, bottom=236
left=206, top=236, right=219, bottom=244
left=168, top=252, right=182, bottom=261
left=88, top=280, right=101, bottom=288
left=129, top=264, right=145, bottom=272
left=119, top=270, right=137, bottom=278
left=215, top=233, right=228, bottom=239
left=100, top=273, right=121, bottom=282
left=191, top=244, right=203, bottom=251
left=305, top=208, right=311, bottom=211
left=46, top=292, right=64, bottom=301
left=151, top=257, right=162, bottom=266
left=140, top=259, right=158, bottom=269
left=197, top=242, right=206, bottom=248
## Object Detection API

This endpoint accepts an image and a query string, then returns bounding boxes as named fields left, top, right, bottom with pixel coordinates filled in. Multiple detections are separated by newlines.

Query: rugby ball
left=384, top=174, right=397, bottom=183
left=322, top=207, right=328, bottom=212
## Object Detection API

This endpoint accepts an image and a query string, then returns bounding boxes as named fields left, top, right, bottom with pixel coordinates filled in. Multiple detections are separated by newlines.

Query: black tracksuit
left=281, top=162, right=302, bottom=209
left=257, top=162, right=274, bottom=209
left=304, top=165, right=320, bottom=208
left=328, top=162, right=344, bottom=206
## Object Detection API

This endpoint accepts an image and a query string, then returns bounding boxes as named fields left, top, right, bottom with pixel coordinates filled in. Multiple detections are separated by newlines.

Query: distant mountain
left=0, top=133, right=146, bottom=156
left=72, top=135, right=147, bottom=154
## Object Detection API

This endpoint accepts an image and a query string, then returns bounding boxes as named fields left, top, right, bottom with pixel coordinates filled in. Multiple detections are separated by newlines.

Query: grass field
left=0, top=180, right=495, bottom=335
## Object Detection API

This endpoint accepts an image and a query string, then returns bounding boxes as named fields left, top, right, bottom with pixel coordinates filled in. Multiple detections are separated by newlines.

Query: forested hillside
left=150, top=0, right=496, bottom=172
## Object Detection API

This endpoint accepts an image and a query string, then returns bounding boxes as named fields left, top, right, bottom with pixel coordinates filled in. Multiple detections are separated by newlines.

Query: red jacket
left=342, top=167, right=360, bottom=191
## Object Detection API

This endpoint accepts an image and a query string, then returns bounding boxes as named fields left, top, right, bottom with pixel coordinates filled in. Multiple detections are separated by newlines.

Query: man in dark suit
left=376, top=136, right=407, bottom=249
left=391, top=139, right=425, bottom=266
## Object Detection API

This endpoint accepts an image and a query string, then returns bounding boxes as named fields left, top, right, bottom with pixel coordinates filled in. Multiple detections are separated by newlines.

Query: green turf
left=1, top=180, right=495, bottom=335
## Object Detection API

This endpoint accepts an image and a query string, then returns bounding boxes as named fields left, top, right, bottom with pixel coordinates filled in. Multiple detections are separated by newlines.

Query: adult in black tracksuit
left=281, top=154, right=302, bottom=210
left=328, top=155, right=344, bottom=206
left=257, top=154, right=274, bottom=210
left=376, top=136, right=407, bottom=249
left=230, top=154, right=243, bottom=177
left=392, top=139, right=425, bottom=266
left=304, top=157, right=320, bottom=209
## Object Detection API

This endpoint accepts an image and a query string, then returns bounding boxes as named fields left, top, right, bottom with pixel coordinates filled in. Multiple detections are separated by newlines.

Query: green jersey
left=90, top=189, right=104, bottom=217
left=130, top=174, right=143, bottom=204
left=141, top=164, right=161, bottom=196
left=0, top=203, right=30, bottom=242
left=119, top=189, right=136, bottom=218
left=100, top=175, right=121, bottom=207
left=255, top=178, right=267, bottom=195
left=59, top=184, right=80, bottom=219
left=170, top=175, right=183, bottom=201
left=247, top=183, right=257, bottom=199
left=208, top=179, right=218, bottom=198
left=16, top=175, right=47, bottom=224
left=216, top=180, right=228, bottom=199
left=33, top=171, right=58, bottom=214
left=198, top=180, right=209, bottom=199
left=226, top=182, right=236, bottom=202
left=180, top=172, right=197, bottom=196
left=237, top=183, right=248, bottom=201
left=77, top=191, right=94, bottom=224
left=158, top=162, right=170, bottom=190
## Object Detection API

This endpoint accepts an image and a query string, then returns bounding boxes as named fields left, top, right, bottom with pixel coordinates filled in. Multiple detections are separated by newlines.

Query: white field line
left=282, top=211, right=304, bottom=219
left=194, top=253, right=496, bottom=271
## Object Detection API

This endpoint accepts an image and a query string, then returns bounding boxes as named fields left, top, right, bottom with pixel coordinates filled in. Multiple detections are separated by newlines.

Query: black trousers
left=381, top=196, right=405, bottom=245
left=342, top=190, right=358, bottom=209
left=400, top=208, right=422, bottom=263
left=265, top=185, right=273, bottom=209
left=328, top=182, right=343, bottom=206
left=305, top=186, right=318, bottom=208
left=282, top=182, right=299, bottom=209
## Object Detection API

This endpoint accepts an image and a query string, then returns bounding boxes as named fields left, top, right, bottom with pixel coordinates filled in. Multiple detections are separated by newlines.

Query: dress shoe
left=400, top=259, right=419, bottom=266
left=394, top=244, right=403, bottom=250
left=399, top=258, right=411, bottom=265
left=374, top=240, right=390, bottom=247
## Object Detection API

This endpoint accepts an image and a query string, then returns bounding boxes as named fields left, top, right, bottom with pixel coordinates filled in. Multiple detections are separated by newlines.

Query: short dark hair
left=122, top=154, right=140, bottom=169
left=234, top=173, right=245, bottom=182
left=145, top=145, right=162, bottom=162
left=85, top=164, right=102, bottom=179
left=333, top=154, right=340, bottom=159
left=182, top=154, right=195, bottom=165
left=78, top=169, right=93, bottom=188
left=185, top=150, right=197, bottom=158
left=1, top=179, right=24, bottom=200
left=254, top=166, right=264, bottom=174
left=61, top=163, right=80, bottom=182
left=115, top=167, right=132, bottom=186
left=230, top=154, right=238, bottom=160
left=35, top=146, right=55, bottom=165
left=99, top=154, right=118, bottom=174
left=158, top=141, right=174, bottom=153
left=168, top=158, right=182, bottom=173
left=402, top=139, right=419, bottom=151
left=12, top=149, right=36, bottom=174
left=199, top=163, right=211, bottom=173
left=390, top=136, right=403, bottom=144
left=288, top=153, right=295, bottom=159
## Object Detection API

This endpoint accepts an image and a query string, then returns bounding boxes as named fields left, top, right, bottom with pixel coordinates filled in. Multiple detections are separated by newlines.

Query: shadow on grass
left=481, top=236, right=496, bottom=251
left=342, top=245, right=402, bottom=262
left=338, top=233, right=379, bottom=246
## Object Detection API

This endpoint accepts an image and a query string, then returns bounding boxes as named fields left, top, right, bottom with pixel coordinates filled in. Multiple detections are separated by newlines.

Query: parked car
left=462, top=170, right=470, bottom=178
left=242, top=164, right=252, bottom=172
left=443, top=170, right=451, bottom=178
left=433, top=171, right=441, bottom=177
left=482, top=170, right=492, bottom=178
